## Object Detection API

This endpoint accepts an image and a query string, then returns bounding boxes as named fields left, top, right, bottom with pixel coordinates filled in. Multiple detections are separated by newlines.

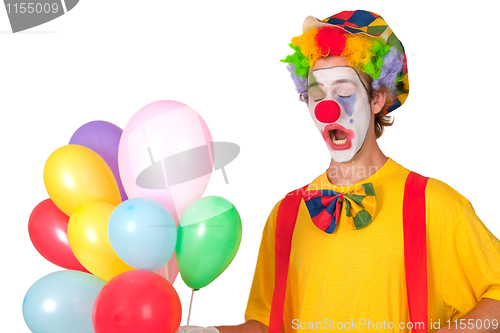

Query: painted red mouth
left=321, top=124, right=355, bottom=151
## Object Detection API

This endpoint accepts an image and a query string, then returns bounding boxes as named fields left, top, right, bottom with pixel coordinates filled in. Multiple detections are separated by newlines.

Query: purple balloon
left=69, top=121, right=128, bottom=201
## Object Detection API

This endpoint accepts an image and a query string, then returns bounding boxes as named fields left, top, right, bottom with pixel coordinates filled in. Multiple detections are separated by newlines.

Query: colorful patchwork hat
left=285, top=10, right=409, bottom=113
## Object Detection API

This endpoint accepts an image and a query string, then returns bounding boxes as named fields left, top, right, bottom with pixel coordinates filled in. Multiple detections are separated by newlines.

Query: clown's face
left=308, top=65, right=372, bottom=163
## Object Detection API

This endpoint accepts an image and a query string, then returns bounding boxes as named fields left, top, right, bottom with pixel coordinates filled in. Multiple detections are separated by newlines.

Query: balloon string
left=186, top=288, right=195, bottom=329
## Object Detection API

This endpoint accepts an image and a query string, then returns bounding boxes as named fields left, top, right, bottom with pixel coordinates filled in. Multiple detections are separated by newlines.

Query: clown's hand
left=177, top=325, right=219, bottom=333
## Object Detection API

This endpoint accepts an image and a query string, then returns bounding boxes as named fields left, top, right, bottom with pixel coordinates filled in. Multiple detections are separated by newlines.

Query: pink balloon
left=156, top=256, right=179, bottom=285
left=119, top=100, right=214, bottom=284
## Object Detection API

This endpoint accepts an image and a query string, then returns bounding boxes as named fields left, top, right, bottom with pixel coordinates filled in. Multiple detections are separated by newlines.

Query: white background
left=1, top=0, right=499, bottom=331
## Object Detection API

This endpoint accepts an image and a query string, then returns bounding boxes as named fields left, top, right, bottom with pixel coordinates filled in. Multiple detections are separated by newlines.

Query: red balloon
left=28, top=198, right=89, bottom=272
left=92, top=270, right=182, bottom=333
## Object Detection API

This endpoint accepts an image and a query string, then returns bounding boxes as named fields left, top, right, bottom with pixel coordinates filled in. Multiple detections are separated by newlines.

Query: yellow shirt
left=244, top=158, right=500, bottom=332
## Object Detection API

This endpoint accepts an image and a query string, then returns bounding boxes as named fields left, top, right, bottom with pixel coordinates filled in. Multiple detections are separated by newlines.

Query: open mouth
left=322, top=124, right=355, bottom=150
left=331, top=129, right=348, bottom=145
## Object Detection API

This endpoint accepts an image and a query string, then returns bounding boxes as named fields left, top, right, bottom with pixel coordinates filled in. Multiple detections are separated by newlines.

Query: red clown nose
left=315, top=100, right=341, bottom=123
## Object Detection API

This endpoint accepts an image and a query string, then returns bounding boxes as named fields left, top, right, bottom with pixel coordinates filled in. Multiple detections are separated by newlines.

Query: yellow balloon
left=68, top=200, right=134, bottom=281
left=43, top=144, right=122, bottom=216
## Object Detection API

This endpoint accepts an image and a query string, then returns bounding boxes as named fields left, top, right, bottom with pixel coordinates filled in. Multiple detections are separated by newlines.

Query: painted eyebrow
left=307, top=79, right=356, bottom=89
left=331, top=79, right=356, bottom=85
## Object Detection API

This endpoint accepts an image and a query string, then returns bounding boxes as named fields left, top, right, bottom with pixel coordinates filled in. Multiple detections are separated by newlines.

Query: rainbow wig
left=282, top=25, right=405, bottom=105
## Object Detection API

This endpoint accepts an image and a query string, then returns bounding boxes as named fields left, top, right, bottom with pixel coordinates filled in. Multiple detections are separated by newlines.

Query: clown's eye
left=339, top=95, right=352, bottom=98
left=308, top=86, right=326, bottom=102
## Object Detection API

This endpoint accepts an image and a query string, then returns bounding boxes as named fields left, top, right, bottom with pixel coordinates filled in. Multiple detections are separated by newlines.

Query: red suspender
left=403, top=172, right=429, bottom=333
left=269, top=185, right=308, bottom=333
left=269, top=172, right=429, bottom=333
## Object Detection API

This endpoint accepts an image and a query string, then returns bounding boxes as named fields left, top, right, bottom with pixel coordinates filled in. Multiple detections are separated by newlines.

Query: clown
left=179, top=10, right=500, bottom=333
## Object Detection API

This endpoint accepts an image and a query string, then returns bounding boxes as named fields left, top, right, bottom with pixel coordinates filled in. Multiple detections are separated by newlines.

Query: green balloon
left=176, top=196, right=242, bottom=290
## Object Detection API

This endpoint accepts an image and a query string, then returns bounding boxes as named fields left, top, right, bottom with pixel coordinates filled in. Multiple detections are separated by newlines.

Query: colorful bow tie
left=303, top=183, right=376, bottom=233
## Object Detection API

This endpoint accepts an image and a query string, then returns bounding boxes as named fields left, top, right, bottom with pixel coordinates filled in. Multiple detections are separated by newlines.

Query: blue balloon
left=108, top=197, right=177, bottom=271
left=23, top=270, right=105, bottom=333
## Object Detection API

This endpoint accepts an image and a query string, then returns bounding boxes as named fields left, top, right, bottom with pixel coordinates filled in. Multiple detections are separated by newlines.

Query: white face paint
left=308, top=66, right=371, bottom=163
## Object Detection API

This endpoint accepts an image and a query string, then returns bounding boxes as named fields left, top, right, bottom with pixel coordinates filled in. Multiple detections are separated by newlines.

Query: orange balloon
left=43, top=145, right=121, bottom=216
